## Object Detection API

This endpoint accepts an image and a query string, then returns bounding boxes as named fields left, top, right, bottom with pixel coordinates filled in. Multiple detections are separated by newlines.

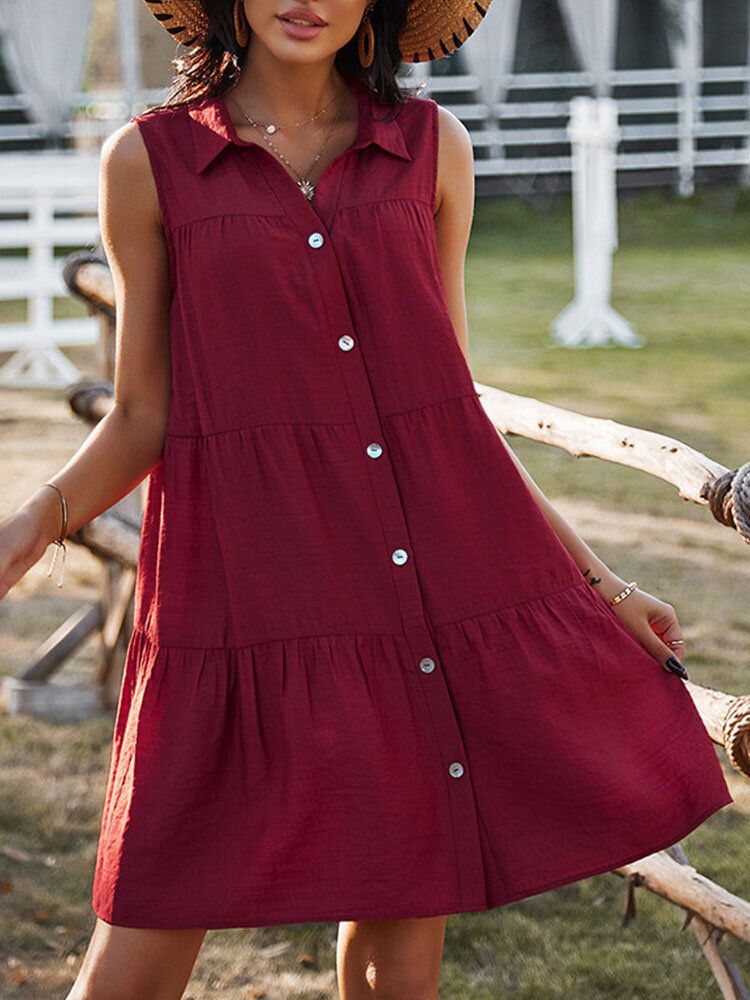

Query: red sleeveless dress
left=91, top=77, right=732, bottom=929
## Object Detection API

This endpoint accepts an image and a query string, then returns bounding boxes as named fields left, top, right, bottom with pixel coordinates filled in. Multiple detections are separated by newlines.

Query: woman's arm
left=0, top=119, right=172, bottom=600
left=432, top=104, right=687, bottom=676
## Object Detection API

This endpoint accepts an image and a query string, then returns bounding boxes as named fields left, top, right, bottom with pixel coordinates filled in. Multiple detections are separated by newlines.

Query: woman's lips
left=276, top=14, right=326, bottom=40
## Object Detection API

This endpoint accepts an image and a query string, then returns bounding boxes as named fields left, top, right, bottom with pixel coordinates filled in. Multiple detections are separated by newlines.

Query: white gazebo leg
left=671, top=0, right=702, bottom=198
left=550, top=97, right=642, bottom=349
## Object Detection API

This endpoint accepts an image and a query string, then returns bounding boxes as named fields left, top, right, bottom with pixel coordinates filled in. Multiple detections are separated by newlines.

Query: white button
left=419, top=657, right=435, bottom=673
left=338, top=334, right=355, bottom=351
left=448, top=762, right=464, bottom=778
left=366, top=442, right=383, bottom=459
left=391, top=548, right=408, bottom=565
left=308, top=232, right=324, bottom=248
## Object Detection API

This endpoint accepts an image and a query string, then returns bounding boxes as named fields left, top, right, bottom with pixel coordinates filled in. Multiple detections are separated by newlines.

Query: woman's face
left=243, top=0, right=371, bottom=63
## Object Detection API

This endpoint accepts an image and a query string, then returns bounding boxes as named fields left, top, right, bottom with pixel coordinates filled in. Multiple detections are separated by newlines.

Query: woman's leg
left=336, top=915, right=448, bottom=1000
left=65, top=918, right=206, bottom=1000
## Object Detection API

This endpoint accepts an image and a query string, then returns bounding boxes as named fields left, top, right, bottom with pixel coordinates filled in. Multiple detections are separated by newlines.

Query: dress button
left=419, top=656, right=435, bottom=673
left=391, top=548, right=408, bottom=565
left=366, top=442, right=383, bottom=459
left=308, top=232, right=324, bottom=248
left=338, top=334, right=355, bottom=351
left=448, top=762, right=464, bottom=778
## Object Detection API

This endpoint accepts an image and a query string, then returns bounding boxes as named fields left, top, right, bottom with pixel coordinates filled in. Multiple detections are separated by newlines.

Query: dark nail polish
left=665, top=655, right=689, bottom=679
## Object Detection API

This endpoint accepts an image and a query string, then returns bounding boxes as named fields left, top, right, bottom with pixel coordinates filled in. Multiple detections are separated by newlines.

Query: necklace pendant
left=299, top=179, right=315, bottom=200
left=266, top=124, right=277, bottom=134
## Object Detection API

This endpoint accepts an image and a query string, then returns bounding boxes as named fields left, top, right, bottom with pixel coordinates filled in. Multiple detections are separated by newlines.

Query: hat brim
left=141, top=0, right=492, bottom=64
left=399, top=0, right=491, bottom=63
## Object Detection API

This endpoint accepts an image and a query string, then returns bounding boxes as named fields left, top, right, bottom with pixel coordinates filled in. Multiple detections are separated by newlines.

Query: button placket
left=258, top=184, right=487, bottom=909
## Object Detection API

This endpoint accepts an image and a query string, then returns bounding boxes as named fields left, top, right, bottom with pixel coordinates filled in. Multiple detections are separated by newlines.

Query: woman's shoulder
left=388, top=88, right=446, bottom=159
left=395, top=86, right=439, bottom=119
left=365, top=84, right=436, bottom=122
left=369, top=86, right=438, bottom=146
left=402, top=91, right=473, bottom=164
left=112, top=100, right=198, bottom=203
left=127, top=99, right=198, bottom=169
left=130, top=100, right=192, bottom=132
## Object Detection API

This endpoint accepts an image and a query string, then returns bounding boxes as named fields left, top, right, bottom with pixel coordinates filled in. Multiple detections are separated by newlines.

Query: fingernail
left=665, top=655, right=689, bottom=679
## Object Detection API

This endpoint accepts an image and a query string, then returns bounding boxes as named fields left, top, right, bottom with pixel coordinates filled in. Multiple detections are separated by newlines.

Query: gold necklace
left=225, top=86, right=337, bottom=135
left=229, top=93, right=345, bottom=201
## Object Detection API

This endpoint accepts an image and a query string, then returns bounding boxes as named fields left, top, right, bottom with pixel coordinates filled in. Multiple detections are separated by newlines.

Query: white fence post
left=0, top=153, right=100, bottom=388
left=550, top=96, right=642, bottom=349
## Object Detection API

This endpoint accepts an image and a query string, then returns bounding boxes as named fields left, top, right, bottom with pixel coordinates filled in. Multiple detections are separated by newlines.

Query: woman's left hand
left=605, top=585, right=689, bottom=679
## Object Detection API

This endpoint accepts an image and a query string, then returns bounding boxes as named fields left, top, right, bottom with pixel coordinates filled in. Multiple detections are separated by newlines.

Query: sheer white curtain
left=557, top=0, right=619, bottom=95
left=0, top=0, right=95, bottom=138
left=665, top=0, right=702, bottom=75
left=462, top=0, right=522, bottom=110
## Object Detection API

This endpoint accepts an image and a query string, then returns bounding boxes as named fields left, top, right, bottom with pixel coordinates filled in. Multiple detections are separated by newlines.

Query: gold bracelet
left=41, top=482, right=68, bottom=588
left=607, top=580, right=638, bottom=606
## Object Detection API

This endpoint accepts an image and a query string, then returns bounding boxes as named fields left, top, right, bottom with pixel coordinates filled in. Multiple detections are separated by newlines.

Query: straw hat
left=142, top=0, right=493, bottom=63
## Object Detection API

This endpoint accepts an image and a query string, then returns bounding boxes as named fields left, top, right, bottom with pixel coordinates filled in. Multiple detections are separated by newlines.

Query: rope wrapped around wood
left=701, top=460, right=750, bottom=544
left=722, top=695, right=750, bottom=777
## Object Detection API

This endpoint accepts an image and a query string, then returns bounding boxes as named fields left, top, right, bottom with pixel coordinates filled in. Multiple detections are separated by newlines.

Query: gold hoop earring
left=233, top=0, right=249, bottom=47
left=357, top=4, right=375, bottom=69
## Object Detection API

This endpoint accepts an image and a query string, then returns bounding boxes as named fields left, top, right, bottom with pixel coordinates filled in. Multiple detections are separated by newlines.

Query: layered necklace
left=226, top=87, right=345, bottom=201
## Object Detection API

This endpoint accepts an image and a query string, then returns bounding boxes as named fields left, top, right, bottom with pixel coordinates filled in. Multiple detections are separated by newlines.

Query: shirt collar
left=188, top=77, right=412, bottom=174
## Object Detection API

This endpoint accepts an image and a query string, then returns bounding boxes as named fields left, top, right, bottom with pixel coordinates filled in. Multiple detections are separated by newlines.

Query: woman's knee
left=65, top=919, right=206, bottom=1000
left=337, top=915, right=447, bottom=1000
left=365, top=967, right=440, bottom=1000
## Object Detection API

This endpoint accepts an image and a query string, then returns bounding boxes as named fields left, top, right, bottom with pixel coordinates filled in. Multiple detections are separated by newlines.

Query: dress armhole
left=131, top=112, right=177, bottom=293
left=132, top=113, right=173, bottom=237
left=429, top=97, right=439, bottom=218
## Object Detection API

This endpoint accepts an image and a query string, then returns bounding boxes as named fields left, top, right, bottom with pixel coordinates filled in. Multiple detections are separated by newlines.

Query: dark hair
left=146, top=0, right=423, bottom=112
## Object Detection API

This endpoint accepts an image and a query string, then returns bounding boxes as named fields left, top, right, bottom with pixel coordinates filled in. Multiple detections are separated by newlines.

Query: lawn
left=1, top=185, right=748, bottom=998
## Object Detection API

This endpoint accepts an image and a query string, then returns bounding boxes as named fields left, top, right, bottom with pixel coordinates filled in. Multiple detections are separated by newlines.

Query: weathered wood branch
left=65, top=379, right=114, bottom=426
left=690, top=682, right=750, bottom=778
left=615, top=849, right=750, bottom=944
left=474, top=380, right=750, bottom=543
left=62, top=252, right=115, bottom=321
left=69, top=511, right=140, bottom=569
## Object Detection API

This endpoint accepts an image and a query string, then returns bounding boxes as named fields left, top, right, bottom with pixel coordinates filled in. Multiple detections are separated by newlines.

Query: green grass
left=1, top=185, right=749, bottom=997
left=469, top=185, right=749, bottom=444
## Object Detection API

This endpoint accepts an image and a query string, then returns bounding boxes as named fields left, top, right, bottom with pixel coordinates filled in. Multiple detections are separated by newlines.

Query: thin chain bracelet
left=607, top=580, right=638, bottom=606
left=41, top=482, right=68, bottom=588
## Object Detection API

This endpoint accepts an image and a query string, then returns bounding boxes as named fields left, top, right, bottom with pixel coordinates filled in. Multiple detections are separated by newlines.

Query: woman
left=0, top=1, right=732, bottom=997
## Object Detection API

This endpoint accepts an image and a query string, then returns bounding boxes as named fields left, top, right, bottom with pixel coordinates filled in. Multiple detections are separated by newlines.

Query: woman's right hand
left=0, top=505, right=55, bottom=602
